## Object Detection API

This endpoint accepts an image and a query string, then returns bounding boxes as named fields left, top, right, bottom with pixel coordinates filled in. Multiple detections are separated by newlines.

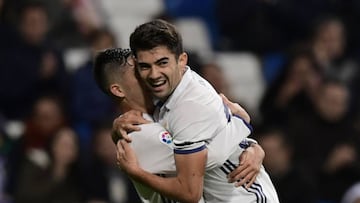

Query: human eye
left=158, top=60, right=168, bottom=67
left=138, top=63, right=151, bottom=70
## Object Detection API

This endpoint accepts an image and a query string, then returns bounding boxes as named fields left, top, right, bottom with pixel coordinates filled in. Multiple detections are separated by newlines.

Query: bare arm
left=116, top=140, right=206, bottom=203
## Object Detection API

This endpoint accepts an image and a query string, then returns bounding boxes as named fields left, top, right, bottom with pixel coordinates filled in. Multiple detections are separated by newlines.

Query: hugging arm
left=115, top=103, right=219, bottom=203
left=114, top=96, right=265, bottom=190
left=221, top=93, right=264, bottom=187
left=112, top=110, right=150, bottom=143
left=230, top=141, right=264, bottom=187
left=116, top=140, right=206, bottom=203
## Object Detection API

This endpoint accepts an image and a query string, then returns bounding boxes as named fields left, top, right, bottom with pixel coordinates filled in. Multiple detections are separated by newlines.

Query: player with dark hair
left=114, top=19, right=279, bottom=203
left=93, top=48, right=269, bottom=202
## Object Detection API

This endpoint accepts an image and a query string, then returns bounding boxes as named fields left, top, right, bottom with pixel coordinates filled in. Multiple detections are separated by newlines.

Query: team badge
left=160, top=131, right=172, bottom=145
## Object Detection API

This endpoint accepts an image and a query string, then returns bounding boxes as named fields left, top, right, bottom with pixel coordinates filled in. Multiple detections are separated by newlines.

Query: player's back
left=204, top=117, right=280, bottom=203
left=129, top=115, right=174, bottom=203
left=129, top=115, right=278, bottom=203
left=204, top=149, right=280, bottom=203
left=129, top=115, right=205, bottom=203
left=130, top=122, right=175, bottom=174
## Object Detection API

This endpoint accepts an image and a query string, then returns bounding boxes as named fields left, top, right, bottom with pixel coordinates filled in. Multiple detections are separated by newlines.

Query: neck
left=118, top=100, right=149, bottom=114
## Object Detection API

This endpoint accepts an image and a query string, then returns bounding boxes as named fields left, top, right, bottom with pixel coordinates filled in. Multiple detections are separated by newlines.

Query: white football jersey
left=129, top=116, right=278, bottom=202
left=129, top=114, right=180, bottom=203
left=204, top=139, right=280, bottom=203
left=128, top=116, right=259, bottom=203
left=151, top=67, right=279, bottom=203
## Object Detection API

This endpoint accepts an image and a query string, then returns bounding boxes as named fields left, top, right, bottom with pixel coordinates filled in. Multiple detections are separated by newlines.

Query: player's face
left=136, top=46, right=187, bottom=101
left=119, top=57, right=152, bottom=111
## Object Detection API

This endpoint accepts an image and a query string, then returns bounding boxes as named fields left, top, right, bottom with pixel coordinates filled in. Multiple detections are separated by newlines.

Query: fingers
left=118, top=125, right=134, bottom=142
left=235, top=170, right=257, bottom=188
left=228, top=165, right=259, bottom=188
left=112, top=130, right=122, bottom=144
left=116, top=140, right=125, bottom=156
left=121, top=110, right=151, bottom=125
left=111, top=128, right=133, bottom=143
left=220, top=93, right=231, bottom=106
left=245, top=173, right=257, bottom=188
left=228, top=149, right=261, bottom=188
left=113, top=110, right=150, bottom=143
left=118, top=139, right=129, bottom=153
left=219, top=93, right=251, bottom=123
left=238, top=150, right=248, bottom=165
left=116, top=151, right=120, bottom=162
left=228, top=164, right=247, bottom=183
left=120, top=139, right=131, bottom=150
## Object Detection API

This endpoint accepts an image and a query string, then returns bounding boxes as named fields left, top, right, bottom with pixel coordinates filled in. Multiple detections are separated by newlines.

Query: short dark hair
left=93, top=48, right=132, bottom=96
left=130, top=19, right=183, bottom=59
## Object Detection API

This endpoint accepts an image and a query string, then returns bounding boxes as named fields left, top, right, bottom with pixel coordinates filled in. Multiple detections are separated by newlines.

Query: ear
left=178, top=52, right=188, bottom=68
left=110, top=84, right=125, bottom=98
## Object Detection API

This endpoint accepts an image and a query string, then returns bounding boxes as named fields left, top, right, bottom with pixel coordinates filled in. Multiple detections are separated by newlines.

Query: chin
left=154, top=92, right=168, bottom=101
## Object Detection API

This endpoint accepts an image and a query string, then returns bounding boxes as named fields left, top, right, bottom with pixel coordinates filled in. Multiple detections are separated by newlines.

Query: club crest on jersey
left=160, top=131, right=172, bottom=145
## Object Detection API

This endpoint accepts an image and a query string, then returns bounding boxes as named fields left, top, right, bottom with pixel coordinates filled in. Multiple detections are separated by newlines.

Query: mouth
left=149, top=80, right=166, bottom=92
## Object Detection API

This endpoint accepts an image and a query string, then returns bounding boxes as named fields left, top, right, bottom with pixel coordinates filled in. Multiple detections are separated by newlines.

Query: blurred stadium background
left=1, top=0, right=360, bottom=202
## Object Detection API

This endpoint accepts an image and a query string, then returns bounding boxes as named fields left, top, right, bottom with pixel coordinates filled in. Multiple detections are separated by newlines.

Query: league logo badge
left=160, top=131, right=172, bottom=145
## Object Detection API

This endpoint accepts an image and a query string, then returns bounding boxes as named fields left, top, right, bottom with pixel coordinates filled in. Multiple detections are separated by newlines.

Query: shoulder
left=170, top=100, right=219, bottom=122
left=130, top=122, right=167, bottom=136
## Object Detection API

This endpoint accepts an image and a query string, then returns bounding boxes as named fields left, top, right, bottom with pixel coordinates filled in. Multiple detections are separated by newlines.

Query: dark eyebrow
left=137, top=62, right=151, bottom=67
left=155, top=57, right=169, bottom=64
left=137, top=57, right=169, bottom=67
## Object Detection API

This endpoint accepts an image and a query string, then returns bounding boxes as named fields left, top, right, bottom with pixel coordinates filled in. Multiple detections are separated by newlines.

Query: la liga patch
left=160, top=131, right=172, bottom=145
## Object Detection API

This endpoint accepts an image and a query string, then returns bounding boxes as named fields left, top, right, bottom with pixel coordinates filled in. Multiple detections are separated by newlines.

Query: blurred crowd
left=0, top=0, right=360, bottom=203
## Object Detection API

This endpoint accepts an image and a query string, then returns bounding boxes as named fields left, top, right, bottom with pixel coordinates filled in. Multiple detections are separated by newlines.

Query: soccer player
left=115, top=19, right=279, bottom=203
left=93, top=48, right=265, bottom=202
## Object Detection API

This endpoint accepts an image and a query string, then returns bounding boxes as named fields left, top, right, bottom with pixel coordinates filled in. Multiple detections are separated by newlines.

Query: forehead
left=136, top=46, right=174, bottom=62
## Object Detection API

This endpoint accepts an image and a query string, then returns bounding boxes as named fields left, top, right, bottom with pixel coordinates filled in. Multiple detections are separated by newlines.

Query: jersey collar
left=154, top=66, right=192, bottom=111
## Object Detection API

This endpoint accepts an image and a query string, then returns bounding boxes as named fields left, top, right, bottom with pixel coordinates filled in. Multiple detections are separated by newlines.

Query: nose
left=149, top=66, right=161, bottom=79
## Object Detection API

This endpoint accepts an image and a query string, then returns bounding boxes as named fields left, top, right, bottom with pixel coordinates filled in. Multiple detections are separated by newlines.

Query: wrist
left=125, top=165, right=144, bottom=179
left=239, top=138, right=258, bottom=149
left=250, top=142, right=265, bottom=160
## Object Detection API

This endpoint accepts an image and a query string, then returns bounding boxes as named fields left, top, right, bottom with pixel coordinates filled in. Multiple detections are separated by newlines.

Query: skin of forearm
left=127, top=150, right=207, bottom=203
left=128, top=169, right=202, bottom=203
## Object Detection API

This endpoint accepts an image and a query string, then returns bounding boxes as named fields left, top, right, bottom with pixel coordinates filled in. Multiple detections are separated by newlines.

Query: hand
left=220, top=93, right=250, bottom=123
left=228, top=143, right=264, bottom=188
left=116, top=140, right=141, bottom=176
left=112, top=110, right=150, bottom=143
